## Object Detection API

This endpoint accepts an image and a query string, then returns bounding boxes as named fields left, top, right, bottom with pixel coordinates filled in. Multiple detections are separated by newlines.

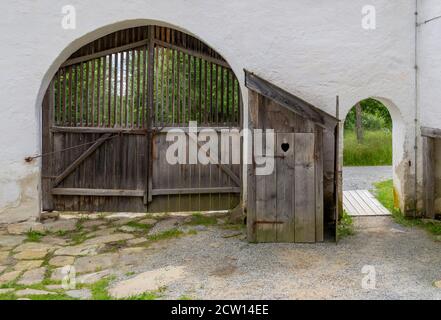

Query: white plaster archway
left=341, top=96, right=408, bottom=212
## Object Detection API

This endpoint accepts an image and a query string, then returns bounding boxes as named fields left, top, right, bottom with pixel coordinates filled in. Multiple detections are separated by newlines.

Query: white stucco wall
left=0, top=0, right=421, bottom=222
left=419, top=0, right=441, bottom=213
left=419, top=0, right=441, bottom=130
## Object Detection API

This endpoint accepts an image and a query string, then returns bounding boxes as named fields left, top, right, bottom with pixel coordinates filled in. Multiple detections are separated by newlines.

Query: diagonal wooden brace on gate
left=186, top=132, right=241, bottom=187
left=52, top=133, right=113, bottom=187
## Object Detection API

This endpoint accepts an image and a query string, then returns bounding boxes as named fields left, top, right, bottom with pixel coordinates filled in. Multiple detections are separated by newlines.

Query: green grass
left=337, top=210, right=354, bottom=239
left=70, top=231, right=89, bottom=245
left=147, top=228, right=184, bottom=241
left=25, top=230, right=45, bottom=242
left=125, top=221, right=152, bottom=230
left=90, top=277, right=113, bottom=300
left=373, top=180, right=441, bottom=236
left=186, top=213, right=217, bottom=226
left=89, top=277, right=162, bottom=300
left=343, top=130, right=392, bottom=166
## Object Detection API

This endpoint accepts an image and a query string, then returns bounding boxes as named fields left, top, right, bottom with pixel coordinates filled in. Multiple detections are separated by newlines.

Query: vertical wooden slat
left=42, top=80, right=54, bottom=210
left=131, top=50, right=135, bottom=127
left=107, top=54, right=112, bottom=127
left=220, top=67, right=225, bottom=123
left=137, top=47, right=141, bottom=127
left=142, top=45, right=148, bottom=128
left=204, top=60, right=208, bottom=125
left=62, top=67, right=67, bottom=125
left=232, top=75, right=236, bottom=125
left=199, top=57, right=202, bottom=125
left=275, top=133, right=295, bottom=242
left=226, top=70, right=230, bottom=126
left=119, top=51, right=124, bottom=127
left=215, top=65, right=219, bottom=125
left=72, top=66, right=78, bottom=126
left=423, top=136, right=435, bottom=219
left=96, top=57, right=101, bottom=127
left=294, top=133, right=316, bottom=243
left=146, top=26, right=155, bottom=204
left=85, top=60, right=90, bottom=126
left=154, top=46, right=159, bottom=126
left=101, top=53, right=107, bottom=127
left=163, top=48, right=168, bottom=126
left=91, top=59, right=96, bottom=126
left=315, top=126, right=324, bottom=242
left=56, top=71, right=61, bottom=125
left=209, top=63, right=213, bottom=124
left=124, top=51, right=129, bottom=127
left=183, top=53, right=187, bottom=125
left=113, top=52, right=118, bottom=127
left=171, top=49, right=176, bottom=126
left=177, top=50, right=181, bottom=125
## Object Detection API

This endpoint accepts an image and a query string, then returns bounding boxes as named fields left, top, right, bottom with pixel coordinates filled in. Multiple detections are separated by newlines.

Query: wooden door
left=254, top=132, right=322, bottom=243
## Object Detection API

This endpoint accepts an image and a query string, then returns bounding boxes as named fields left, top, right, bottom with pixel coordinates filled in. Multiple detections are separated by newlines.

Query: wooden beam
left=52, top=188, right=144, bottom=197
left=423, top=136, right=436, bottom=219
left=42, top=80, right=54, bottom=210
left=421, top=126, right=441, bottom=139
left=152, top=187, right=241, bottom=196
left=154, top=39, right=230, bottom=69
left=157, top=126, right=235, bottom=133
left=246, top=90, right=259, bottom=242
left=334, top=96, right=341, bottom=242
left=52, top=133, right=112, bottom=187
left=244, top=70, right=338, bottom=130
left=61, top=39, right=149, bottom=68
left=146, top=26, right=155, bottom=204
left=51, top=126, right=148, bottom=134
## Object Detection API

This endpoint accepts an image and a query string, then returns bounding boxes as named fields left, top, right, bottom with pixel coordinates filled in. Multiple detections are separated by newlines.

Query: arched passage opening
left=342, top=97, right=404, bottom=218
left=40, top=25, right=243, bottom=213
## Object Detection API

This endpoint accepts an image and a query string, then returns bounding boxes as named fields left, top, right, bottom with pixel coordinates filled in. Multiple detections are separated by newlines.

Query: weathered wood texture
left=42, top=25, right=241, bottom=213
left=244, top=70, right=338, bottom=131
left=422, top=136, right=435, bottom=219
left=246, top=91, right=334, bottom=243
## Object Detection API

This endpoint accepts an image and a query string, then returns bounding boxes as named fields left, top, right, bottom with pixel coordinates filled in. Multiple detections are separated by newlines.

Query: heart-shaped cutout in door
left=281, top=143, right=290, bottom=153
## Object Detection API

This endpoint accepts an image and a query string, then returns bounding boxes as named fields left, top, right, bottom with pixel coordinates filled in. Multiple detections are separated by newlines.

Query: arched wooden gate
left=41, top=26, right=242, bottom=213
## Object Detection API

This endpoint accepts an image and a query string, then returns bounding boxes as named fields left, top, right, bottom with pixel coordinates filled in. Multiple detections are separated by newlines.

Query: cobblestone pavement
left=0, top=212, right=440, bottom=300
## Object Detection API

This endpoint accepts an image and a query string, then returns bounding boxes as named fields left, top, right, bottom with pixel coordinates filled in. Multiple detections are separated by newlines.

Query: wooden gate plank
left=314, top=127, right=324, bottom=242
left=52, top=133, right=112, bottom=187
left=52, top=188, right=144, bottom=197
left=275, top=133, right=295, bottom=242
left=294, top=133, right=316, bottom=243
left=255, top=135, right=277, bottom=243
left=42, top=80, right=54, bottom=211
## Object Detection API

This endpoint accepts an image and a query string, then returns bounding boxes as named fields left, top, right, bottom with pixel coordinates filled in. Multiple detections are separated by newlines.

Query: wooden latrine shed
left=245, top=71, right=340, bottom=243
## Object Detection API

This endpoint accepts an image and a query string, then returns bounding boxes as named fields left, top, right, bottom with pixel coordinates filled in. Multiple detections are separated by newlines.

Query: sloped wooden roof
left=244, top=70, right=338, bottom=130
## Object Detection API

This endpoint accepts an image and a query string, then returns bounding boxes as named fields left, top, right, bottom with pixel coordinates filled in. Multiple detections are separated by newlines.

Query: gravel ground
left=119, top=216, right=441, bottom=300
left=1, top=213, right=439, bottom=300
left=343, top=166, right=392, bottom=191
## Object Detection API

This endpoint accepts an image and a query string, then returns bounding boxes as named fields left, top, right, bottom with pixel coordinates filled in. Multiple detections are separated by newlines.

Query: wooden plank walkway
left=343, top=190, right=391, bottom=216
